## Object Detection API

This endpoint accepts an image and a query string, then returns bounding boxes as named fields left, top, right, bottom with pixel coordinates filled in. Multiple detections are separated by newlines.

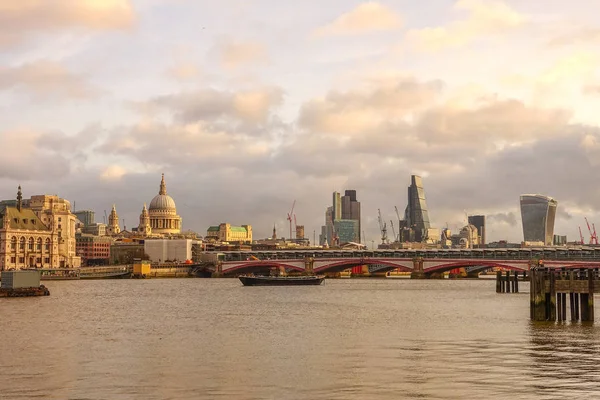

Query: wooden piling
left=588, top=269, right=595, bottom=321
left=548, top=270, right=556, bottom=321
left=514, top=271, right=519, bottom=293
left=496, top=271, right=502, bottom=293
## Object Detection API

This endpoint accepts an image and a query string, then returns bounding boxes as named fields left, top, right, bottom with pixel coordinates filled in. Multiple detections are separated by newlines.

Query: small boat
left=239, top=275, right=325, bottom=286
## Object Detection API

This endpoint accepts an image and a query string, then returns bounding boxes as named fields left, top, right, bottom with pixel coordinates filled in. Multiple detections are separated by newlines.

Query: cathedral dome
left=149, top=174, right=177, bottom=213
left=149, top=194, right=176, bottom=211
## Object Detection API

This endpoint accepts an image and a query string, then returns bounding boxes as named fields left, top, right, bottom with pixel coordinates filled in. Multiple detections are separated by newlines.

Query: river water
left=1, top=278, right=600, bottom=399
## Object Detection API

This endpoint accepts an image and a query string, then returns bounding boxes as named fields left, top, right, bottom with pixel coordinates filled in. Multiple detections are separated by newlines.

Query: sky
left=1, top=0, right=600, bottom=245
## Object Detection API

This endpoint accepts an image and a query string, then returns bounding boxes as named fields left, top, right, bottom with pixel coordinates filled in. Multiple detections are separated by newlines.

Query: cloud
left=100, top=165, right=128, bottom=181
left=0, top=60, right=100, bottom=99
left=0, top=130, right=71, bottom=180
left=299, top=77, right=443, bottom=135
left=548, top=28, right=600, bottom=47
left=313, top=2, right=402, bottom=36
left=583, top=85, right=600, bottom=95
left=406, top=0, right=525, bottom=51
left=146, top=87, right=284, bottom=125
left=212, top=38, right=268, bottom=69
left=0, top=0, right=135, bottom=48
left=166, top=63, right=201, bottom=81
left=487, top=212, right=518, bottom=226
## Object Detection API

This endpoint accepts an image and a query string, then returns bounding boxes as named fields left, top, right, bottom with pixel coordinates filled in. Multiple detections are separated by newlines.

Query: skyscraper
left=404, top=175, right=431, bottom=242
left=320, top=190, right=361, bottom=245
left=468, top=215, right=486, bottom=246
left=332, top=192, right=342, bottom=221
left=341, top=190, right=361, bottom=243
left=520, top=194, right=557, bottom=245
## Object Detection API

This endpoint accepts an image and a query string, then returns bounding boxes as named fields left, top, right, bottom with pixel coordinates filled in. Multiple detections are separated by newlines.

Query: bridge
left=204, top=247, right=600, bottom=277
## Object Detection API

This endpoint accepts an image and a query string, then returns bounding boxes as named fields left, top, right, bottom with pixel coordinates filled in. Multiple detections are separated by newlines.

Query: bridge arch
left=222, top=261, right=305, bottom=275
left=314, top=259, right=413, bottom=274
left=424, top=261, right=527, bottom=274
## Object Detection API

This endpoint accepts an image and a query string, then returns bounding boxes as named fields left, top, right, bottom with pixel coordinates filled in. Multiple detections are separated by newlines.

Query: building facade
left=468, top=215, right=486, bottom=246
left=26, top=193, right=81, bottom=267
left=0, top=187, right=60, bottom=270
left=206, top=223, right=252, bottom=243
left=76, top=233, right=113, bottom=266
left=334, top=219, right=359, bottom=243
left=148, top=174, right=182, bottom=235
left=144, top=239, right=201, bottom=262
left=520, top=194, right=558, bottom=246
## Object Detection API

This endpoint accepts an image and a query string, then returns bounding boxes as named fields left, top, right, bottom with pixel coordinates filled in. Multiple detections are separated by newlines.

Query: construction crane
left=286, top=200, right=295, bottom=240
left=585, top=217, right=598, bottom=245
left=394, top=206, right=402, bottom=239
left=377, top=209, right=388, bottom=244
left=390, top=220, right=397, bottom=243
left=594, top=223, right=599, bottom=246
left=579, top=226, right=585, bottom=245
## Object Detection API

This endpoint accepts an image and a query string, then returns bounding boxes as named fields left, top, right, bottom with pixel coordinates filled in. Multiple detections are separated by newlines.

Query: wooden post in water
left=506, top=271, right=511, bottom=293
left=548, top=270, right=556, bottom=321
left=496, top=271, right=502, bottom=293
left=514, top=271, right=519, bottom=293
left=588, top=269, right=595, bottom=321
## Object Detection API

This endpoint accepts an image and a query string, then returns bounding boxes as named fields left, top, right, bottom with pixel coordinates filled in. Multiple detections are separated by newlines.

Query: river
left=1, top=278, right=599, bottom=399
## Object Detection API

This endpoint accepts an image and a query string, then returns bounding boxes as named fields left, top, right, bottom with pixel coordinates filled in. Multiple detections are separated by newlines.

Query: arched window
left=19, top=237, right=25, bottom=251
left=28, top=237, right=34, bottom=251
left=36, top=238, right=42, bottom=251
left=45, top=238, right=51, bottom=251
left=10, top=236, right=16, bottom=250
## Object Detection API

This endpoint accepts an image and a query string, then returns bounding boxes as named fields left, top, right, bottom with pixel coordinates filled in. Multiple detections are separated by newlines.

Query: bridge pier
left=304, top=258, right=314, bottom=275
left=410, top=257, right=426, bottom=279
left=211, top=263, right=223, bottom=278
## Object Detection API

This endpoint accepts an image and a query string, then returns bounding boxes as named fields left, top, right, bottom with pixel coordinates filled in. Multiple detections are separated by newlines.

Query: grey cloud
left=147, top=87, right=284, bottom=125
left=488, top=212, right=518, bottom=226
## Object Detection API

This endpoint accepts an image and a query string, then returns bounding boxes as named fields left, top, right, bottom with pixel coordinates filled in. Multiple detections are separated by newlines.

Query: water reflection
left=1, top=279, right=600, bottom=399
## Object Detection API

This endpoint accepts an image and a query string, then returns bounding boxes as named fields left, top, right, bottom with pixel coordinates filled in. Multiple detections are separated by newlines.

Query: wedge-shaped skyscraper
left=520, top=194, right=557, bottom=246
left=404, top=175, right=431, bottom=242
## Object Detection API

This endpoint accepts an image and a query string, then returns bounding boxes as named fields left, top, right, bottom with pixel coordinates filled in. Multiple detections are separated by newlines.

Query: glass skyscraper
left=404, top=175, right=431, bottom=242
left=520, top=194, right=558, bottom=245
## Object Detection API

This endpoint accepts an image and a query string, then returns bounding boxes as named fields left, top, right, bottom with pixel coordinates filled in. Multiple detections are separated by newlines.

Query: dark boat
left=239, top=275, right=325, bottom=286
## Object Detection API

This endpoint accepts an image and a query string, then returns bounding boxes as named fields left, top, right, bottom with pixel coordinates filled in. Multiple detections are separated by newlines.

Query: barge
left=239, top=275, right=325, bottom=286
left=0, top=270, right=50, bottom=298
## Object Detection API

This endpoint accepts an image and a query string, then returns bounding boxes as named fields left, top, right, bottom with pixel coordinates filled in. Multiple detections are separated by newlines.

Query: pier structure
left=496, top=270, right=523, bottom=293
left=529, top=267, right=597, bottom=322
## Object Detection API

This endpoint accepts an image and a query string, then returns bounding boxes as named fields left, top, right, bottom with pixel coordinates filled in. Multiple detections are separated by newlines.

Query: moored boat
left=239, top=275, right=325, bottom=286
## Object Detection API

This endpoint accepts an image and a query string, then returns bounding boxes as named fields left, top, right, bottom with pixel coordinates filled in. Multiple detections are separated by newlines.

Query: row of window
left=9, top=237, right=52, bottom=251
left=10, top=256, right=51, bottom=264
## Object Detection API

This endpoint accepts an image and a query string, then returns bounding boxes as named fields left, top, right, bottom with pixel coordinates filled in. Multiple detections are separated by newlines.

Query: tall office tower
left=404, top=175, right=431, bottom=242
left=520, top=195, right=558, bottom=246
left=74, top=210, right=95, bottom=227
left=468, top=215, right=486, bottom=246
left=325, top=206, right=334, bottom=244
left=332, top=192, right=342, bottom=221
left=341, top=189, right=361, bottom=243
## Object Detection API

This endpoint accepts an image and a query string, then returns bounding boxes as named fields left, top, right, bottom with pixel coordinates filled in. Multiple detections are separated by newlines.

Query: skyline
left=2, top=1, right=600, bottom=243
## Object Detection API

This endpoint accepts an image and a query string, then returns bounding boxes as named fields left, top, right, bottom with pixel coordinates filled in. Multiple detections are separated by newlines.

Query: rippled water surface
left=1, top=278, right=600, bottom=399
